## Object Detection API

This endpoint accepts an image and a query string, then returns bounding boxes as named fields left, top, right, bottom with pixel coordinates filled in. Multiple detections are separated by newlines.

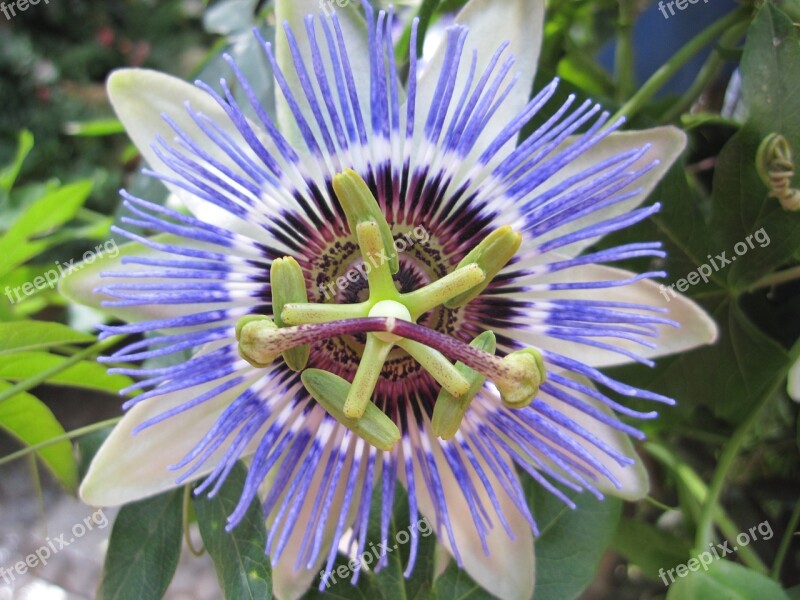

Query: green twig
left=183, top=485, right=206, bottom=557
left=615, top=0, right=637, bottom=101
left=693, top=377, right=783, bottom=555
left=645, top=495, right=679, bottom=512
left=771, top=499, right=800, bottom=580
left=748, top=265, right=800, bottom=292
left=0, top=336, right=123, bottom=405
left=645, top=442, right=769, bottom=574
left=662, top=19, right=750, bottom=122
left=0, top=417, right=122, bottom=468
left=611, top=6, right=750, bottom=123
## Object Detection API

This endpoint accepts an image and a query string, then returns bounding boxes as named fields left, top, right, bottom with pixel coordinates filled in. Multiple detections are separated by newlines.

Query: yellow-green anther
left=333, top=169, right=399, bottom=274
left=271, top=257, right=310, bottom=371
left=356, top=220, right=398, bottom=300
left=236, top=315, right=279, bottom=368
left=403, top=264, right=486, bottom=319
left=281, top=301, right=369, bottom=326
left=431, top=331, right=496, bottom=440
left=301, top=369, right=401, bottom=451
left=444, top=226, right=522, bottom=309
left=494, top=348, right=546, bottom=408
left=396, top=338, right=470, bottom=399
left=343, top=333, right=394, bottom=419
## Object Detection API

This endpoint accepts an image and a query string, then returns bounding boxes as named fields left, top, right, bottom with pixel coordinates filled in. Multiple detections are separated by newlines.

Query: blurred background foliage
left=1, top=0, right=800, bottom=599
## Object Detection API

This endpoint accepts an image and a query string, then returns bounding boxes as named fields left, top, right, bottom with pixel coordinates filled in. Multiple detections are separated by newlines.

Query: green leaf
left=193, top=462, right=273, bottom=600
left=4, top=179, right=93, bottom=242
left=708, top=4, right=800, bottom=288
left=740, top=4, right=800, bottom=140
left=0, top=321, right=95, bottom=356
left=0, top=180, right=94, bottom=277
left=611, top=297, right=790, bottom=423
left=0, top=382, right=78, bottom=492
left=611, top=519, right=692, bottom=582
left=300, top=576, right=380, bottom=600
left=708, top=126, right=800, bottom=290
left=0, top=130, right=34, bottom=193
left=434, top=564, right=495, bottom=600
left=526, top=476, right=622, bottom=600
left=98, top=490, right=183, bottom=600
left=665, top=559, right=790, bottom=600
left=0, top=352, right=132, bottom=393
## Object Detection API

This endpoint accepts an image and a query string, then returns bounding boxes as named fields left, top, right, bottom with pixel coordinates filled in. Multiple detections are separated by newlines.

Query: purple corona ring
left=62, top=1, right=717, bottom=599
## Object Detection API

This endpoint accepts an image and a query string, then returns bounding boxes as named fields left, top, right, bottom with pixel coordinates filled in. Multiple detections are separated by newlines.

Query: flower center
left=236, top=170, right=546, bottom=448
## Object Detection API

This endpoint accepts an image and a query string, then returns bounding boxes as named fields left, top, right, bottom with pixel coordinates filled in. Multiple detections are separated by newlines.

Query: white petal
left=107, top=69, right=267, bottom=241
left=538, top=381, right=649, bottom=500
left=530, top=127, right=687, bottom=257
left=274, top=0, right=369, bottom=147
left=408, top=431, right=535, bottom=600
left=58, top=234, right=248, bottom=324
left=80, top=372, right=256, bottom=506
left=411, top=0, right=545, bottom=163
left=263, top=428, right=368, bottom=600
left=788, top=358, right=800, bottom=402
left=497, top=260, right=718, bottom=368
left=268, top=465, right=343, bottom=600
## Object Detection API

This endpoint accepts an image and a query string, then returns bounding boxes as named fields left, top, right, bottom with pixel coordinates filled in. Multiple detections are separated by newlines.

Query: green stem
left=645, top=441, right=769, bottom=574
left=29, top=454, right=45, bottom=531
left=771, top=499, right=800, bottom=580
left=183, top=485, right=205, bottom=557
left=663, top=19, right=750, bottom=122
left=0, top=336, right=123, bottom=405
left=615, top=0, right=636, bottom=101
left=748, top=265, right=800, bottom=292
left=693, top=378, right=781, bottom=554
left=644, top=495, right=678, bottom=512
left=611, top=6, right=750, bottom=123
left=0, top=417, right=122, bottom=468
